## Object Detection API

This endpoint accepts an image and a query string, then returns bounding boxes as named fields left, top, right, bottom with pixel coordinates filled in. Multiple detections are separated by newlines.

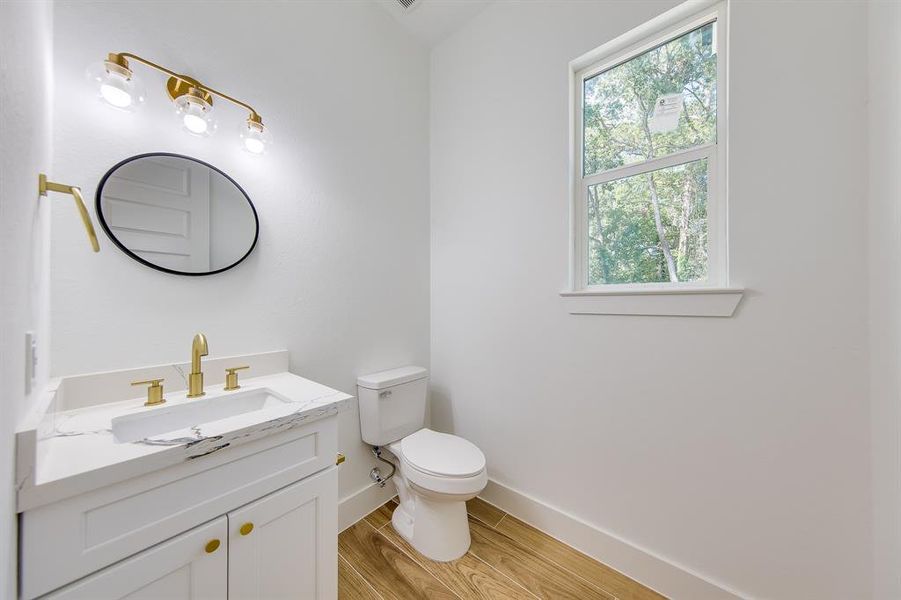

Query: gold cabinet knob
left=205, top=539, right=221, bottom=554
left=224, top=366, right=250, bottom=391
left=336, top=452, right=346, bottom=465
left=131, top=378, right=166, bottom=406
left=239, top=522, right=254, bottom=536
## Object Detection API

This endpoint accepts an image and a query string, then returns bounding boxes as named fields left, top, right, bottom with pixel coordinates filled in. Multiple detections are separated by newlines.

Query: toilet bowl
left=386, top=428, right=487, bottom=561
left=357, top=366, right=488, bottom=562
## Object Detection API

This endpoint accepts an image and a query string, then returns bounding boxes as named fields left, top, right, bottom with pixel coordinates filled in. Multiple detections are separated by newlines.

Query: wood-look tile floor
left=338, top=497, right=666, bottom=600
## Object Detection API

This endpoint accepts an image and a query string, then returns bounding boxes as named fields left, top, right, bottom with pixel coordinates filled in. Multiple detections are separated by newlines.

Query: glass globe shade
left=86, top=61, right=145, bottom=112
left=240, top=120, right=271, bottom=154
left=174, top=93, right=216, bottom=137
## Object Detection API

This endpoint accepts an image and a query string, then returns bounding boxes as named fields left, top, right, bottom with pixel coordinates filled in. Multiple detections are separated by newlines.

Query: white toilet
left=357, top=366, right=487, bottom=562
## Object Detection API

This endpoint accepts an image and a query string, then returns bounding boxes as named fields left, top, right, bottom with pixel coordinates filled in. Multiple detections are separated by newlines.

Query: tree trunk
left=677, top=173, right=695, bottom=272
left=645, top=173, right=678, bottom=282
left=637, top=94, right=678, bottom=282
left=587, top=185, right=611, bottom=283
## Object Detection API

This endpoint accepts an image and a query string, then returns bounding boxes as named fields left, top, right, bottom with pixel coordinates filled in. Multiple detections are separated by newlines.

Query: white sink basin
left=111, top=387, right=289, bottom=443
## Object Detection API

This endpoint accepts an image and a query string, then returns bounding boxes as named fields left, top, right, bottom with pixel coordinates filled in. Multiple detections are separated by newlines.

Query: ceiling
left=373, top=0, right=493, bottom=47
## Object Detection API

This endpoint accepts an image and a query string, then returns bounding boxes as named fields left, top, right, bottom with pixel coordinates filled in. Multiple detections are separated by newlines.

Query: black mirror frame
left=95, top=152, right=260, bottom=277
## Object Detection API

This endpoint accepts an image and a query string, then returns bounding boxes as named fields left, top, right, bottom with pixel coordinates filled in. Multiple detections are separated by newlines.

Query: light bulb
left=244, top=136, right=264, bottom=154
left=174, top=90, right=216, bottom=137
left=183, top=108, right=209, bottom=134
left=240, top=118, right=270, bottom=154
left=100, top=81, right=132, bottom=108
left=87, top=58, right=145, bottom=112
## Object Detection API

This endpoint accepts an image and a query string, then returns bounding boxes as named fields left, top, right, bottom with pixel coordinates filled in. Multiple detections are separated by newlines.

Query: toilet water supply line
left=370, top=447, right=396, bottom=488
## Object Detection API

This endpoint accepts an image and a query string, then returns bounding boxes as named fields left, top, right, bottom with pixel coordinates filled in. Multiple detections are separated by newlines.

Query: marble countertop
left=17, top=368, right=352, bottom=512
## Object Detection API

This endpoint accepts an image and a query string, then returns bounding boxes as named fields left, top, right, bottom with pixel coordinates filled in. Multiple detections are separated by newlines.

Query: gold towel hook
left=38, top=174, right=100, bottom=253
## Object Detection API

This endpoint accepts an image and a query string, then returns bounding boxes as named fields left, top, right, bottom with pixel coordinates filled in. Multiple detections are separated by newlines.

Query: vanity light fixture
left=91, top=52, right=270, bottom=153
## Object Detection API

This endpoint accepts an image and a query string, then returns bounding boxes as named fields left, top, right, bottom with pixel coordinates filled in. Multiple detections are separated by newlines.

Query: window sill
left=560, top=287, right=744, bottom=317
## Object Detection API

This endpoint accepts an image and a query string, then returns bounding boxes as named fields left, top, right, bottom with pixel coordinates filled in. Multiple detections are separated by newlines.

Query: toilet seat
left=401, top=429, right=485, bottom=477
left=388, top=429, right=487, bottom=496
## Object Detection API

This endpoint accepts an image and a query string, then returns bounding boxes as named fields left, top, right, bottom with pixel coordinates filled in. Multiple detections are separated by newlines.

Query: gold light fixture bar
left=107, top=52, right=264, bottom=127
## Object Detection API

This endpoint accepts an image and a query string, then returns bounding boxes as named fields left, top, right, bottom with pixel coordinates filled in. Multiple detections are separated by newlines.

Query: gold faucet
left=187, top=333, right=209, bottom=398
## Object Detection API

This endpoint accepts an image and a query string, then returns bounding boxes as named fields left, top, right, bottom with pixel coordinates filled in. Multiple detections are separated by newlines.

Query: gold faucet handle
left=131, top=378, right=166, bottom=406
left=224, top=366, right=250, bottom=391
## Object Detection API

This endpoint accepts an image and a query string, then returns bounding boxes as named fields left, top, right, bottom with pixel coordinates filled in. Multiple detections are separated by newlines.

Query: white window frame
left=563, top=0, right=743, bottom=317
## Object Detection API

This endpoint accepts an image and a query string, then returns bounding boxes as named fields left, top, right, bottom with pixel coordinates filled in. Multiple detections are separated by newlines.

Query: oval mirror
left=96, top=153, right=259, bottom=276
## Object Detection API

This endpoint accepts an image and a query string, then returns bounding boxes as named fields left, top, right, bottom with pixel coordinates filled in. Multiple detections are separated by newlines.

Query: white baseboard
left=480, top=479, right=746, bottom=600
left=338, top=480, right=397, bottom=533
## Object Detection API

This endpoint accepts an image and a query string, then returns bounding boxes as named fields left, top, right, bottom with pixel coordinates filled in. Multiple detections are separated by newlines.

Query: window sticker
left=648, top=93, right=684, bottom=134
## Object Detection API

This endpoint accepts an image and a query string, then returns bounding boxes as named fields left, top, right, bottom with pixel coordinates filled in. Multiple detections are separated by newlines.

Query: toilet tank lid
left=357, top=366, right=428, bottom=390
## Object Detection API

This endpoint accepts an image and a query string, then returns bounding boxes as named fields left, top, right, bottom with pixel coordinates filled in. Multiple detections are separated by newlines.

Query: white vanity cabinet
left=45, top=516, right=229, bottom=600
left=228, top=468, right=338, bottom=599
left=44, top=468, right=338, bottom=600
left=20, top=415, right=340, bottom=599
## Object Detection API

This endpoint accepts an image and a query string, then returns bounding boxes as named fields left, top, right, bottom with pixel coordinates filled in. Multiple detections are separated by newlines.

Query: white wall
left=0, top=1, right=54, bottom=596
left=50, top=0, right=429, bottom=504
left=430, top=1, right=872, bottom=598
left=868, top=1, right=901, bottom=598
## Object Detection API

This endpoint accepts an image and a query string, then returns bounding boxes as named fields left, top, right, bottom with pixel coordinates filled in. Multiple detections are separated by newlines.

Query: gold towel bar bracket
left=38, top=173, right=100, bottom=253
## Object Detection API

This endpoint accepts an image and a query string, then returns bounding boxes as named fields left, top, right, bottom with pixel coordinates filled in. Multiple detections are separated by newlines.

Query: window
left=569, top=3, right=735, bottom=303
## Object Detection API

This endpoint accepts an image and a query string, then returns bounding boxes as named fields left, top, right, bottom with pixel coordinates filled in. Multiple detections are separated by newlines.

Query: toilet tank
left=357, top=366, right=428, bottom=446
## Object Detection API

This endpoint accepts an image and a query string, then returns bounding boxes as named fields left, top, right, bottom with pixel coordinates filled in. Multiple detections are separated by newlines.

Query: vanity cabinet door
left=43, top=516, right=227, bottom=600
left=227, top=467, right=338, bottom=600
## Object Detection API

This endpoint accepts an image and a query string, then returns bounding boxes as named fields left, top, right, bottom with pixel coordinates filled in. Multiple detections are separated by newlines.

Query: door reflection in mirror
left=96, top=153, right=258, bottom=275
